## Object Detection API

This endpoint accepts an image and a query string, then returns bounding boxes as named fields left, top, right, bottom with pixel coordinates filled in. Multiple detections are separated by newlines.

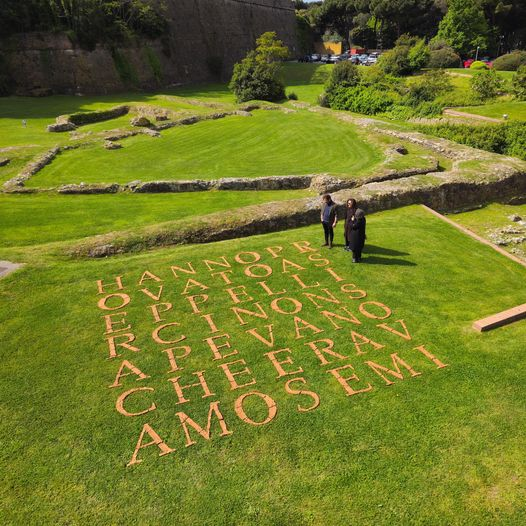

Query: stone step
left=473, top=304, right=526, bottom=332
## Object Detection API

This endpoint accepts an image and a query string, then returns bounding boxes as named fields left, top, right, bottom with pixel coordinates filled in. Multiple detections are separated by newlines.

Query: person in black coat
left=344, top=198, right=366, bottom=263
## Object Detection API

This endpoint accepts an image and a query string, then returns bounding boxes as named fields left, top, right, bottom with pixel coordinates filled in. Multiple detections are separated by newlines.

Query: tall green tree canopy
left=436, top=0, right=489, bottom=55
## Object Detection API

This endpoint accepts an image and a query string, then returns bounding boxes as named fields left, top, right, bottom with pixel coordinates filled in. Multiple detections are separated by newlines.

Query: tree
left=437, top=0, right=489, bottom=56
left=470, top=69, right=503, bottom=99
left=229, top=32, right=288, bottom=103
left=408, top=38, right=430, bottom=70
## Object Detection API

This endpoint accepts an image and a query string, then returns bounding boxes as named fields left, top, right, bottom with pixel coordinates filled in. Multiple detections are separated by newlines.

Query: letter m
left=176, top=401, right=232, bottom=447
left=364, top=353, right=421, bottom=386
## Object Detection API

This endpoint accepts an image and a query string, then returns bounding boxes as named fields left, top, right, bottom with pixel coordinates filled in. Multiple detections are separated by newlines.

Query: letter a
left=127, top=424, right=174, bottom=467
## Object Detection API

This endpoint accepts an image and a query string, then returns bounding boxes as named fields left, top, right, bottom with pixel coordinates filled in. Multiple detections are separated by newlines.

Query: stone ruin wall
left=0, top=0, right=298, bottom=95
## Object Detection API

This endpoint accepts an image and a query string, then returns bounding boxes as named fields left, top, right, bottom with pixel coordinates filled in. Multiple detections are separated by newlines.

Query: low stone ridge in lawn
left=0, top=261, right=22, bottom=279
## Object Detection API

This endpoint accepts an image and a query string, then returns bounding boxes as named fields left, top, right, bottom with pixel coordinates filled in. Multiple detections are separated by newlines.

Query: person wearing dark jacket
left=344, top=198, right=366, bottom=262
left=320, top=194, right=338, bottom=248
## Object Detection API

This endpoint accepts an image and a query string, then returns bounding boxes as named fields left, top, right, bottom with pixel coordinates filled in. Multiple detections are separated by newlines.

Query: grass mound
left=27, top=110, right=383, bottom=187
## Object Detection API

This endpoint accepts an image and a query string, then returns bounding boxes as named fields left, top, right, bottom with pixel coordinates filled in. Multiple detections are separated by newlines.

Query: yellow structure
left=314, top=41, right=343, bottom=55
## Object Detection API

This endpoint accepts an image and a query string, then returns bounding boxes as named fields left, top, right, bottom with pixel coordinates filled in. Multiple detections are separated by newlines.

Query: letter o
left=116, top=387, right=156, bottom=417
left=244, top=264, right=273, bottom=278
left=359, top=301, right=392, bottom=320
left=270, top=297, right=302, bottom=315
left=234, top=391, right=277, bottom=426
left=234, top=251, right=261, bottom=264
left=152, top=322, right=186, bottom=345
left=97, top=293, right=130, bottom=311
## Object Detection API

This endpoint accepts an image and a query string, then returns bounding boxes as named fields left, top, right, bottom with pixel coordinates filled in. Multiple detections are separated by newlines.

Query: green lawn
left=1, top=206, right=525, bottom=524
left=0, top=189, right=312, bottom=248
left=27, top=109, right=383, bottom=187
left=454, top=101, right=526, bottom=121
left=281, top=62, right=333, bottom=104
left=451, top=203, right=526, bottom=259
left=445, top=68, right=515, bottom=81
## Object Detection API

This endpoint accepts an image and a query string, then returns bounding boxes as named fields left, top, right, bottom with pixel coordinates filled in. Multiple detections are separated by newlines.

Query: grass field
left=1, top=205, right=525, bottom=525
left=0, top=190, right=312, bottom=247
left=27, top=109, right=383, bottom=186
left=454, top=101, right=526, bottom=121
left=451, top=203, right=526, bottom=260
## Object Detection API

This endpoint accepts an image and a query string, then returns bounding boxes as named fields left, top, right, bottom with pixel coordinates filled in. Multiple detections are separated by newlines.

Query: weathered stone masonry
left=0, top=0, right=298, bottom=95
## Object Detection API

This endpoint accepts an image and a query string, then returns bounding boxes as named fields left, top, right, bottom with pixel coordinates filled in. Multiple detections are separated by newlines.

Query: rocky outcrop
left=48, top=106, right=130, bottom=132
left=3, top=147, right=60, bottom=187
left=103, top=141, right=122, bottom=150
left=1, top=0, right=298, bottom=95
left=130, top=116, right=152, bottom=127
left=57, top=183, right=120, bottom=194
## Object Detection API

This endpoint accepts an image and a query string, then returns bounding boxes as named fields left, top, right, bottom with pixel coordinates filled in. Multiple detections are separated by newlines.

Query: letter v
left=246, top=324, right=275, bottom=348
left=140, top=286, right=164, bottom=301
left=376, top=319, right=412, bottom=341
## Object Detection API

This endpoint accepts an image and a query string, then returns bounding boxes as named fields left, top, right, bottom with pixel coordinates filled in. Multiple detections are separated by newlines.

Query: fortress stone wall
left=0, top=0, right=298, bottom=95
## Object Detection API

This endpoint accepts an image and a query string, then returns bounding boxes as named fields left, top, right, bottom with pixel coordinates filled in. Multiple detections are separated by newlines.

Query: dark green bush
left=404, top=70, right=452, bottom=106
left=428, top=48, right=461, bottom=69
left=378, top=46, right=412, bottom=76
left=329, top=86, right=395, bottom=115
left=408, top=39, right=430, bottom=70
left=229, top=55, right=285, bottom=103
left=511, top=66, right=526, bottom=100
left=493, top=51, right=526, bottom=71
left=287, top=92, right=298, bottom=100
left=470, top=69, right=503, bottom=100
left=325, top=61, right=360, bottom=100
left=416, top=122, right=526, bottom=160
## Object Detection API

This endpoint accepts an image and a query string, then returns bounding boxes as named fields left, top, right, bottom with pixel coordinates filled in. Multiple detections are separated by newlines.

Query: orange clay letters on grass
left=93, top=240, right=450, bottom=467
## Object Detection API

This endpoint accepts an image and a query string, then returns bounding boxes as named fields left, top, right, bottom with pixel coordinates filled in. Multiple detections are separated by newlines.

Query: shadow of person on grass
left=357, top=244, right=416, bottom=266
left=360, top=256, right=416, bottom=266
left=363, top=244, right=409, bottom=257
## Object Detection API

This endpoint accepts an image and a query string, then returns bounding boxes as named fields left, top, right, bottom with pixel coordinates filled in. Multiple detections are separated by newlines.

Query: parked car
left=365, top=55, right=378, bottom=65
left=326, top=55, right=339, bottom=64
left=298, top=54, right=311, bottom=63
left=310, top=54, right=321, bottom=62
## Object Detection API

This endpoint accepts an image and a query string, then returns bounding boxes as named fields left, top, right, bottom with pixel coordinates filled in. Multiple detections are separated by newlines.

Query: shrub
left=378, top=46, right=412, bottom=76
left=493, top=51, right=526, bottom=71
left=511, top=66, right=526, bottom=101
left=229, top=32, right=288, bottom=103
left=287, top=92, right=298, bottom=100
left=329, top=86, right=395, bottom=115
left=230, top=56, right=285, bottom=102
left=325, top=61, right=360, bottom=98
left=416, top=121, right=526, bottom=161
left=428, top=48, right=461, bottom=69
left=404, top=70, right=452, bottom=106
left=470, top=60, right=489, bottom=70
left=470, top=69, right=503, bottom=100
left=408, top=39, right=430, bottom=70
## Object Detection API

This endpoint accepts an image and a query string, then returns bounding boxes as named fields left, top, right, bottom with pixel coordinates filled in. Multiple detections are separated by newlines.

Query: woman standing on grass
left=344, top=198, right=366, bottom=262
left=320, top=194, right=338, bottom=249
